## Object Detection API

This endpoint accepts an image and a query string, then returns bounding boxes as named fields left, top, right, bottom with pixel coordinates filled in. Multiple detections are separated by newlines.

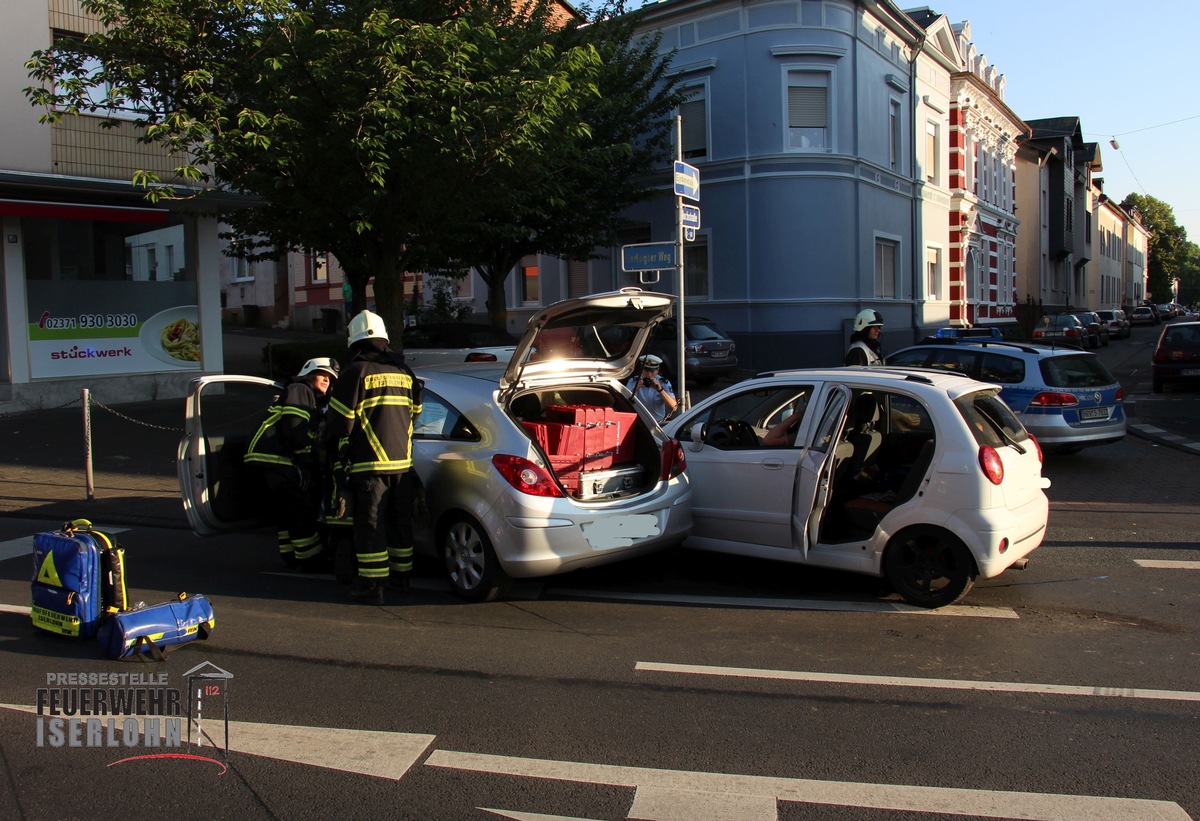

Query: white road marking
left=426, top=750, right=1191, bottom=821
left=1136, top=560, right=1200, bottom=570
left=0, top=604, right=31, bottom=615
left=550, top=589, right=1017, bottom=618
left=0, top=528, right=128, bottom=563
left=0, top=704, right=434, bottom=781
left=634, top=661, right=1200, bottom=703
left=481, top=812, right=601, bottom=821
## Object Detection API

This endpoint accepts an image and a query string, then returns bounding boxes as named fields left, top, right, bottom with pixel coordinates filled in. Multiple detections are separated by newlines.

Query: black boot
left=388, top=572, right=410, bottom=592
left=349, top=581, right=384, bottom=605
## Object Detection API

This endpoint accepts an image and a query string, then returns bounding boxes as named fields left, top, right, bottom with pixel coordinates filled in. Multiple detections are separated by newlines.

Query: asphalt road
left=1, top=322, right=1197, bottom=820
left=2, top=431, right=1198, bottom=819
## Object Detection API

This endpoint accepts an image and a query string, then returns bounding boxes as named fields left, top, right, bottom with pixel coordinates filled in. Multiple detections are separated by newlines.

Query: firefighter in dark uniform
left=243, top=357, right=339, bottom=569
left=327, top=310, right=423, bottom=604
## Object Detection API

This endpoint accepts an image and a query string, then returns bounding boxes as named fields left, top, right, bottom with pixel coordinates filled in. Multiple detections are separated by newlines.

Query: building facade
left=1, top=0, right=229, bottom=413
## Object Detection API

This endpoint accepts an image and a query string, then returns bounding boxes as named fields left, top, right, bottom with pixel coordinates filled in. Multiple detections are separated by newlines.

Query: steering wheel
left=704, top=419, right=759, bottom=448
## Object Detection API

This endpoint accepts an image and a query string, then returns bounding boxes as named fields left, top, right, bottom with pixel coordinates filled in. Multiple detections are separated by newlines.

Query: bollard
left=82, top=388, right=95, bottom=501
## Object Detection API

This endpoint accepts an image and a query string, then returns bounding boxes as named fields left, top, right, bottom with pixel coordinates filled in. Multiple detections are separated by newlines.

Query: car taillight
left=1152, top=349, right=1171, bottom=363
left=1065, top=329, right=1079, bottom=337
left=1029, top=434, right=1043, bottom=463
left=465, top=352, right=498, bottom=362
left=659, top=438, right=686, bottom=480
left=979, top=445, right=1004, bottom=485
left=1115, top=387, right=1125, bottom=401
left=491, top=454, right=564, bottom=498
left=685, top=343, right=702, bottom=353
left=1028, top=392, right=1079, bottom=408
left=1032, top=330, right=1044, bottom=338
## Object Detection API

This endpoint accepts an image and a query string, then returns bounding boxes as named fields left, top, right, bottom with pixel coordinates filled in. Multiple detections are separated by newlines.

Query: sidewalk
left=0, top=325, right=331, bottom=529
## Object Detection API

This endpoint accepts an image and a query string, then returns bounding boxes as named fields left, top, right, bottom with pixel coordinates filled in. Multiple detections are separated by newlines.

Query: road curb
left=1126, top=423, right=1200, bottom=457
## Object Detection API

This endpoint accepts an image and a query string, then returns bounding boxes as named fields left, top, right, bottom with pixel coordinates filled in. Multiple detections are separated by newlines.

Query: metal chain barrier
left=88, top=396, right=183, bottom=433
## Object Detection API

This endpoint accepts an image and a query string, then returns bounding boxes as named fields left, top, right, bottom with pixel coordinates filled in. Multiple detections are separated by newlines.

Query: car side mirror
left=687, top=421, right=706, bottom=452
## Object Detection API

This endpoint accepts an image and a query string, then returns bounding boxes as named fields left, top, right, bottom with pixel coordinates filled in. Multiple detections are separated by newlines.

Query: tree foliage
left=25, top=0, right=679, bottom=337
left=1121, top=193, right=1188, bottom=303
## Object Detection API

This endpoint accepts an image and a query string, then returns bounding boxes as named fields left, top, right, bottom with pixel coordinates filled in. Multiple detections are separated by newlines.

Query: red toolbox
left=544, top=405, right=638, bottom=468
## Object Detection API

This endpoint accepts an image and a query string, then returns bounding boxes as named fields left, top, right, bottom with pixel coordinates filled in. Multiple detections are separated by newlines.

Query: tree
left=24, top=0, right=649, bottom=339
left=415, top=6, right=683, bottom=328
left=1122, top=193, right=1188, bottom=303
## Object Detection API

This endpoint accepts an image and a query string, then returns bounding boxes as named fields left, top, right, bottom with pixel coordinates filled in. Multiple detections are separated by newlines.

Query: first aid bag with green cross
left=31, top=519, right=127, bottom=639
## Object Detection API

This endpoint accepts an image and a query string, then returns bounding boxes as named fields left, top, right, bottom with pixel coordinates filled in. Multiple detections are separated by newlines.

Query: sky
left=932, top=0, right=1200, bottom=241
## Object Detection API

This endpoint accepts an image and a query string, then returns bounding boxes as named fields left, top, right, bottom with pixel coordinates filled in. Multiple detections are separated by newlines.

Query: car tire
left=441, top=514, right=510, bottom=602
left=883, top=526, right=976, bottom=608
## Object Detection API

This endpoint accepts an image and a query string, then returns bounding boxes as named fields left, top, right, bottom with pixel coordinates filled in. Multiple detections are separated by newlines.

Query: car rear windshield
left=1161, top=326, right=1200, bottom=348
left=1038, top=354, right=1117, bottom=388
left=685, top=322, right=727, bottom=341
left=954, top=390, right=1029, bottom=448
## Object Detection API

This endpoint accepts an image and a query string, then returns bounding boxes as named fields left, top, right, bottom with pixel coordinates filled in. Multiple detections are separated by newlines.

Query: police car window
left=413, top=390, right=479, bottom=441
left=927, top=349, right=977, bottom=375
left=979, top=353, right=1024, bottom=384
left=887, top=349, right=931, bottom=367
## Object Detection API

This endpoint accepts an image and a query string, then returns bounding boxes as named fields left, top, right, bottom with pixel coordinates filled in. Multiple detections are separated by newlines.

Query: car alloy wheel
left=441, top=515, right=510, bottom=602
left=884, top=526, right=976, bottom=608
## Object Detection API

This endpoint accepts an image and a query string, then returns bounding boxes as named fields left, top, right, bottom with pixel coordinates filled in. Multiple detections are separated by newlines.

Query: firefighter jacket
left=327, top=345, right=423, bottom=475
left=244, top=381, right=325, bottom=470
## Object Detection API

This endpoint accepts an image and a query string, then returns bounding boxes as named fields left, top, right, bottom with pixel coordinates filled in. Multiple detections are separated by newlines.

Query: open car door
left=792, top=384, right=851, bottom=560
left=177, top=375, right=282, bottom=535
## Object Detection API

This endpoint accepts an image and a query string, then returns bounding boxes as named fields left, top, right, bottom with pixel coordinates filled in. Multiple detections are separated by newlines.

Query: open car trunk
left=509, top=384, right=663, bottom=502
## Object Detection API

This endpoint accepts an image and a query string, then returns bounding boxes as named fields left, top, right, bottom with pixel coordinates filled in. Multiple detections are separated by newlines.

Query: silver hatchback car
left=178, top=290, right=693, bottom=601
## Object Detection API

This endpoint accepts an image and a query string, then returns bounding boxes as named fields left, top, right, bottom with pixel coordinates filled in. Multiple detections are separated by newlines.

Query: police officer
left=845, top=309, right=885, bottom=366
left=327, top=310, right=423, bottom=604
left=244, top=357, right=339, bottom=569
left=626, top=354, right=677, bottom=422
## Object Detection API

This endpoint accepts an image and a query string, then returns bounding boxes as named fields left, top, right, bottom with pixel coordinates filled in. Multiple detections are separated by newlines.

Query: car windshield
left=954, top=390, right=1029, bottom=448
left=1038, top=355, right=1118, bottom=388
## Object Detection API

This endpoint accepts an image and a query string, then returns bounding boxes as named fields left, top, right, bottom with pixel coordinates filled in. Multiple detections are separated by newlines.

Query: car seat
left=831, top=394, right=884, bottom=498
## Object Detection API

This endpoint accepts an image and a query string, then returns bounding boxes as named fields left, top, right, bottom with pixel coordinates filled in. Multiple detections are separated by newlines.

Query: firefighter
left=845, top=309, right=885, bottom=366
left=327, top=310, right=423, bottom=604
left=244, top=356, right=339, bottom=569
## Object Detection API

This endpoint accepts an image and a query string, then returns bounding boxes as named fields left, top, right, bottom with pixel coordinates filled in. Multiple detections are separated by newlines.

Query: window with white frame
left=890, top=99, right=902, bottom=171
left=926, top=246, right=941, bottom=300
left=680, top=84, right=708, bottom=161
left=54, top=35, right=157, bottom=122
left=925, top=121, right=939, bottom=183
left=875, top=238, right=898, bottom=298
left=230, top=255, right=254, bottom=283
left=787, top=70, right=829, bottom=150
left=304, top=250, right=327, bottom=284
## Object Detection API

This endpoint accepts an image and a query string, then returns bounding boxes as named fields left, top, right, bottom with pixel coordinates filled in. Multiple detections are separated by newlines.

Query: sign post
left=673, top=131, right=700, bottom=410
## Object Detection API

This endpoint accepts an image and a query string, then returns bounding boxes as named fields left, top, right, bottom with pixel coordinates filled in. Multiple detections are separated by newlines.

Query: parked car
left=1031, top=314, right=1087, bottom=349
left=1151, top=321, right=1200, bottom=393
left=1129, top=306, right=1157, bottom=326
left=1145, top=303, right=1163, bottom=324
left=1072, top=311, right=1109, bottom=348
left=644, top=316, right=738, bottom=385
left=662, top=367, right=1050, bottom=608
left=886, top=339, right=1126, bottom=454
left=399, top=322, right=518, bottom=368
left=178, top=289, right=693, bottom=601
left=1095, top=309, right=1130, bottom=340
left=1156, top=304, right=1177, bottom=321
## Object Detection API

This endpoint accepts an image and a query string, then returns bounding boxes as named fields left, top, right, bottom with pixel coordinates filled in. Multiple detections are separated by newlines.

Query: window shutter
left=788, top=86, right=826, bottom=128
left=567, top=260, right=589, bottom=298
left=681, top=97, right=707, bottom=156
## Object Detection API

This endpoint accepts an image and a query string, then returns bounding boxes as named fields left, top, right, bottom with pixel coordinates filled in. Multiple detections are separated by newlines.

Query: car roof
left=747, top=366, right=996, bottom=399
left=891, top=339, right=1093, bottom=359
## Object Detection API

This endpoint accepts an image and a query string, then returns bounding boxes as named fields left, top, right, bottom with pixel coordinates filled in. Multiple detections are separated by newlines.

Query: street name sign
left=621, top=242, right=676, bottom=271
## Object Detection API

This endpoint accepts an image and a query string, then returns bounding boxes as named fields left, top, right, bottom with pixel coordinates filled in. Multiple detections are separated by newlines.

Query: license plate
left=1080, top=407, right=1109, bottom=421
left=710, top=350, right=728, bottom=359
left=582, top=514, right=661, bottom=550
left=1182, top=368, right=1200, bottom=376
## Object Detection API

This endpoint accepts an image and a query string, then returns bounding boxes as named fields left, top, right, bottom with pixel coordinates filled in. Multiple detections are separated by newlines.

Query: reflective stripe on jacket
left=845, top=340, right=882, bottom=367
left=327, top=348, right=423, bottom=475
left=244, top=382, right=322, bottom=468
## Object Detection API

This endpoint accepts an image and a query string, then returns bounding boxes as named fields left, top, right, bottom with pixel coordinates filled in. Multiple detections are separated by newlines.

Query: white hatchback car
left=663, top=367, right=1051, bottom=607
left=178, top=289, right=693, bottom=601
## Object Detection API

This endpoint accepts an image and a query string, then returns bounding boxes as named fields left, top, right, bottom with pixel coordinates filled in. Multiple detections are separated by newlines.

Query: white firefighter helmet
left=298, top=357, right=339, bottom=380
left=853, top=309, right=885, bottom=333
left=348, top=310, right=388, bottom=346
